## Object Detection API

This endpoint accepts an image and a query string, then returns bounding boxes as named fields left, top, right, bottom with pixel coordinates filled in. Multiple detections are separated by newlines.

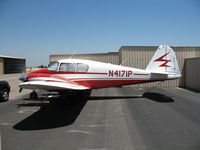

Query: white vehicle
left=19, top=44, right=181, bottom=99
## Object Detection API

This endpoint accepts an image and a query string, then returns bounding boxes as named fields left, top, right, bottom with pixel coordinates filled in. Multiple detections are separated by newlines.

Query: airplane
left=19, top=44, right=181, bottom=100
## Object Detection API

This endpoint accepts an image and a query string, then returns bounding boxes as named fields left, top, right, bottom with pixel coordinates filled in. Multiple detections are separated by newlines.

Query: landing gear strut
left=30, top=91, right=38, bottom=99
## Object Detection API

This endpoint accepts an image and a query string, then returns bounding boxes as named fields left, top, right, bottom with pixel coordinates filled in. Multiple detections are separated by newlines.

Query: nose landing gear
left=30, top=91, right=38, bottom=99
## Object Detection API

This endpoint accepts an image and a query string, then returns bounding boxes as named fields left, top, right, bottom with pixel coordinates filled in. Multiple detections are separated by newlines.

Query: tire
left=30, top=92, right=38, bottom=99
left=0, top=89, right=9, bottom=102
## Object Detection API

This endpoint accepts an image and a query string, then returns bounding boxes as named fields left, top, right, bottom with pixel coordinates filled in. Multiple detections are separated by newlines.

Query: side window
left=59, top=63, right=76, bottom=72
left=59, top=63, right=68, bottom=71
left=77, top=63, right=89, bottom=72
left=48, top=62, right=58, bottom=71
left=67, top=63, right=76, bottom=72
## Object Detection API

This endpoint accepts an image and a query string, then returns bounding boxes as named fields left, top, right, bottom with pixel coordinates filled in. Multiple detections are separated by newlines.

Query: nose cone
left=19, top=74, right=27, bottom=82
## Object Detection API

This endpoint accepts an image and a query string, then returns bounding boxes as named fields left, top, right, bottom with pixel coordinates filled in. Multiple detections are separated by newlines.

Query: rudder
left=146, top=44, right=181, bottom=75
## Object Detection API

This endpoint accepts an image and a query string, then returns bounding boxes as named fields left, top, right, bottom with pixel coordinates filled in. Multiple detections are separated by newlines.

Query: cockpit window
left=59, top=63, right=76, bottom=72
left=48, top=62, right=59, bottom=71
left=77, top=63, right=89, bottom=72
left=57, top=63, right=89, bottom=72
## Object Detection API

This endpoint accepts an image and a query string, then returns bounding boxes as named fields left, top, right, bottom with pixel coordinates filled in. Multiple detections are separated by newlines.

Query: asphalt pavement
left=1, top=74, right=200, bottom=150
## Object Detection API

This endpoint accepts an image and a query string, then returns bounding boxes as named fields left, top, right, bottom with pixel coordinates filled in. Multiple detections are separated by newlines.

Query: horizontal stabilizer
left=150, top=72, right=181, bottom=80
left=150, top=73, right=168, bottom=79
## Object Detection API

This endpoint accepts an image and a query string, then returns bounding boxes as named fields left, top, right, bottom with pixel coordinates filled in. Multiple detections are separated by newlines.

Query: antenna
left=29, top=67, right=32, bottom=72
left=69, top=50, right=77, bottom=59
left=165, top=45, right=168, bottom=72
left=173, top=57, right=175, bottom=70
left=120, top=56, right=129, bottom=66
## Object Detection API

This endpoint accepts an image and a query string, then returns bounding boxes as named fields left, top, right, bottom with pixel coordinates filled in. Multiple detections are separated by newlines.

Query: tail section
left=146, top=44, right=181, bottom=77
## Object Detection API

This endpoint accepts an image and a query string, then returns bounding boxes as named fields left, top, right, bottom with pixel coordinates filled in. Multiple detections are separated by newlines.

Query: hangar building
left=0, top=55, right=26, bottom=75
left=50, top=46, right=200, bottom=89
left=185, top=57, right=200, bottom=91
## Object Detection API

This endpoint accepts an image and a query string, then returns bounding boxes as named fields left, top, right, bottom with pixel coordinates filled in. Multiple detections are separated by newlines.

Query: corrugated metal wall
left=0, top=58, right=3, bottom=74
left=50, top=52, right=119, bottom=65
left=185, top=57, right=200, bottom=91
left=4, top=58, right=26, bottom=74
left=120, top=46, right=200, bottom=87
left=50, top=46, right=200, bottom=88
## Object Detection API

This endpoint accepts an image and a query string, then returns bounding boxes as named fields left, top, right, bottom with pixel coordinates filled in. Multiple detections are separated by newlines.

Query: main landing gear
left=27, top=89, right=92, bottom=101
left=30, top=91, right=38, bottom=99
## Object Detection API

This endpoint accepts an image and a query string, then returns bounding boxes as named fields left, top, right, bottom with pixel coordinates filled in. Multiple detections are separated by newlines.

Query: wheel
left=30, top=91, right=38, bottom=99
left=0, top=89, right=9, bottom=102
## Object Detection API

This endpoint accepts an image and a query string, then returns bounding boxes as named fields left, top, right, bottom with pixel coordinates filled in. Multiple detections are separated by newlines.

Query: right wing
left=19, top=80, right=90, bottom=91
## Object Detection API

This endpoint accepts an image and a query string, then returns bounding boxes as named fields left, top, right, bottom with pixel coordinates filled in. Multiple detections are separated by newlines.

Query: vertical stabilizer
left=146, top=45, right=180, bottom=75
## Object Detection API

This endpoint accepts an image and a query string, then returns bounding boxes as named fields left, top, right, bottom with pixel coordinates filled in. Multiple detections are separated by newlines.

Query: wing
left=19, top=81, right=90, bottom=91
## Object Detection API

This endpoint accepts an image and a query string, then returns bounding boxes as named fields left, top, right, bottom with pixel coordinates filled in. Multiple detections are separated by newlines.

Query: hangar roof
left=0, top=55, right=25, bottom=60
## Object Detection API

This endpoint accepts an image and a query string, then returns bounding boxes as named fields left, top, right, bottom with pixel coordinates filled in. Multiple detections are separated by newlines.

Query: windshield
left=48, top=62, right=59, bottom=71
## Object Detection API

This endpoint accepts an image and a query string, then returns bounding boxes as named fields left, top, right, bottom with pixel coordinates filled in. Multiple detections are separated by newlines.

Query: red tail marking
left=154, top=52, right=171, bottom=67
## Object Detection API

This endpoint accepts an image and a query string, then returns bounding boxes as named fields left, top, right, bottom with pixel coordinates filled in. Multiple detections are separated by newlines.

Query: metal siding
left=4, top=58, right=26, bottom=74
left=50, top=46, right=200, bottom=88
left=120, top=46, right=200, bottom=87
left=0, top=58, right=4, bottom=74
left=120, top=46, right=156, bottom=88
left=50, top=53, right=119, bottom=65
left=185, top=58, right=200, bottom=91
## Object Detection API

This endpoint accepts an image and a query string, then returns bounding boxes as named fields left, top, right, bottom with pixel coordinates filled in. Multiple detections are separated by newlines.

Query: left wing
left=19, top=81, right=90, bottom=91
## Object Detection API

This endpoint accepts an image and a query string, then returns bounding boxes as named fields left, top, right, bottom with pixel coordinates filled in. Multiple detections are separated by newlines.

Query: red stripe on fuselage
left=27, top=69, right=159, bottom=89
left=134, top=73, right=149, bottom=75
left=69, top=79, right=161, bottom=88
left=26, top=73, right=79, bottom=85
left=31, top=69, right=107, bottom=75
left=42, top=79, right=160, bottom=89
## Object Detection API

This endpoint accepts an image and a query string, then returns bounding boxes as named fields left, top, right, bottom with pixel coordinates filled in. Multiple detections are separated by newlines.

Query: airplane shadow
left=143, top=92, right=175, bottom=103
left=13, top=98, right=88, bottom=131
left=89, top=93, right=174, bottom=103
left=88, top=95, right=143, bottom=101
left=13, top=92, right=174, bottom=131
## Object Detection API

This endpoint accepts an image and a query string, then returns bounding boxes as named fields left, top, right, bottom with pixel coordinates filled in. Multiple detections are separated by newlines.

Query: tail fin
left=146, top=44, right=181, bottom=76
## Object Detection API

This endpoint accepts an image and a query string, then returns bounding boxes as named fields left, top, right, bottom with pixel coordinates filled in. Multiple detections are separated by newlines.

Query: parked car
left=0, top=81, right=10, bottom=102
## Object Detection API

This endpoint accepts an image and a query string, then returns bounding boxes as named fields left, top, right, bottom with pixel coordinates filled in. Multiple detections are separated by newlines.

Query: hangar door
left=4, top=58, right=25, bottom=74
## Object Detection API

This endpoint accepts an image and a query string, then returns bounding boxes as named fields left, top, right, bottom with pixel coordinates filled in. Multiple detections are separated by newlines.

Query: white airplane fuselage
left=26, top=59, right=153, bottom=90
left=19, top=45, right=181, bottom=99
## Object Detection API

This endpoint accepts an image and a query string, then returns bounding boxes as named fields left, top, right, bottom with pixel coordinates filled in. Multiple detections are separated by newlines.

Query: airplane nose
left=19, top=74, right=27, bottom=82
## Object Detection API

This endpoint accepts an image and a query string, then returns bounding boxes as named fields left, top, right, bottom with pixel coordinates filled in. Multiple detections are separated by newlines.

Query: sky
left=0, top=0, right=200, bottom=67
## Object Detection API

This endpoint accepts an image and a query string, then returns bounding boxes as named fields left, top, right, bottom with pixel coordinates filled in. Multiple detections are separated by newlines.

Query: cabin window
left=59, top=63, right=76, bottom=72
left=48, top=62, right=59, bottom=71
left=76, top=63, right=89, bottom=72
